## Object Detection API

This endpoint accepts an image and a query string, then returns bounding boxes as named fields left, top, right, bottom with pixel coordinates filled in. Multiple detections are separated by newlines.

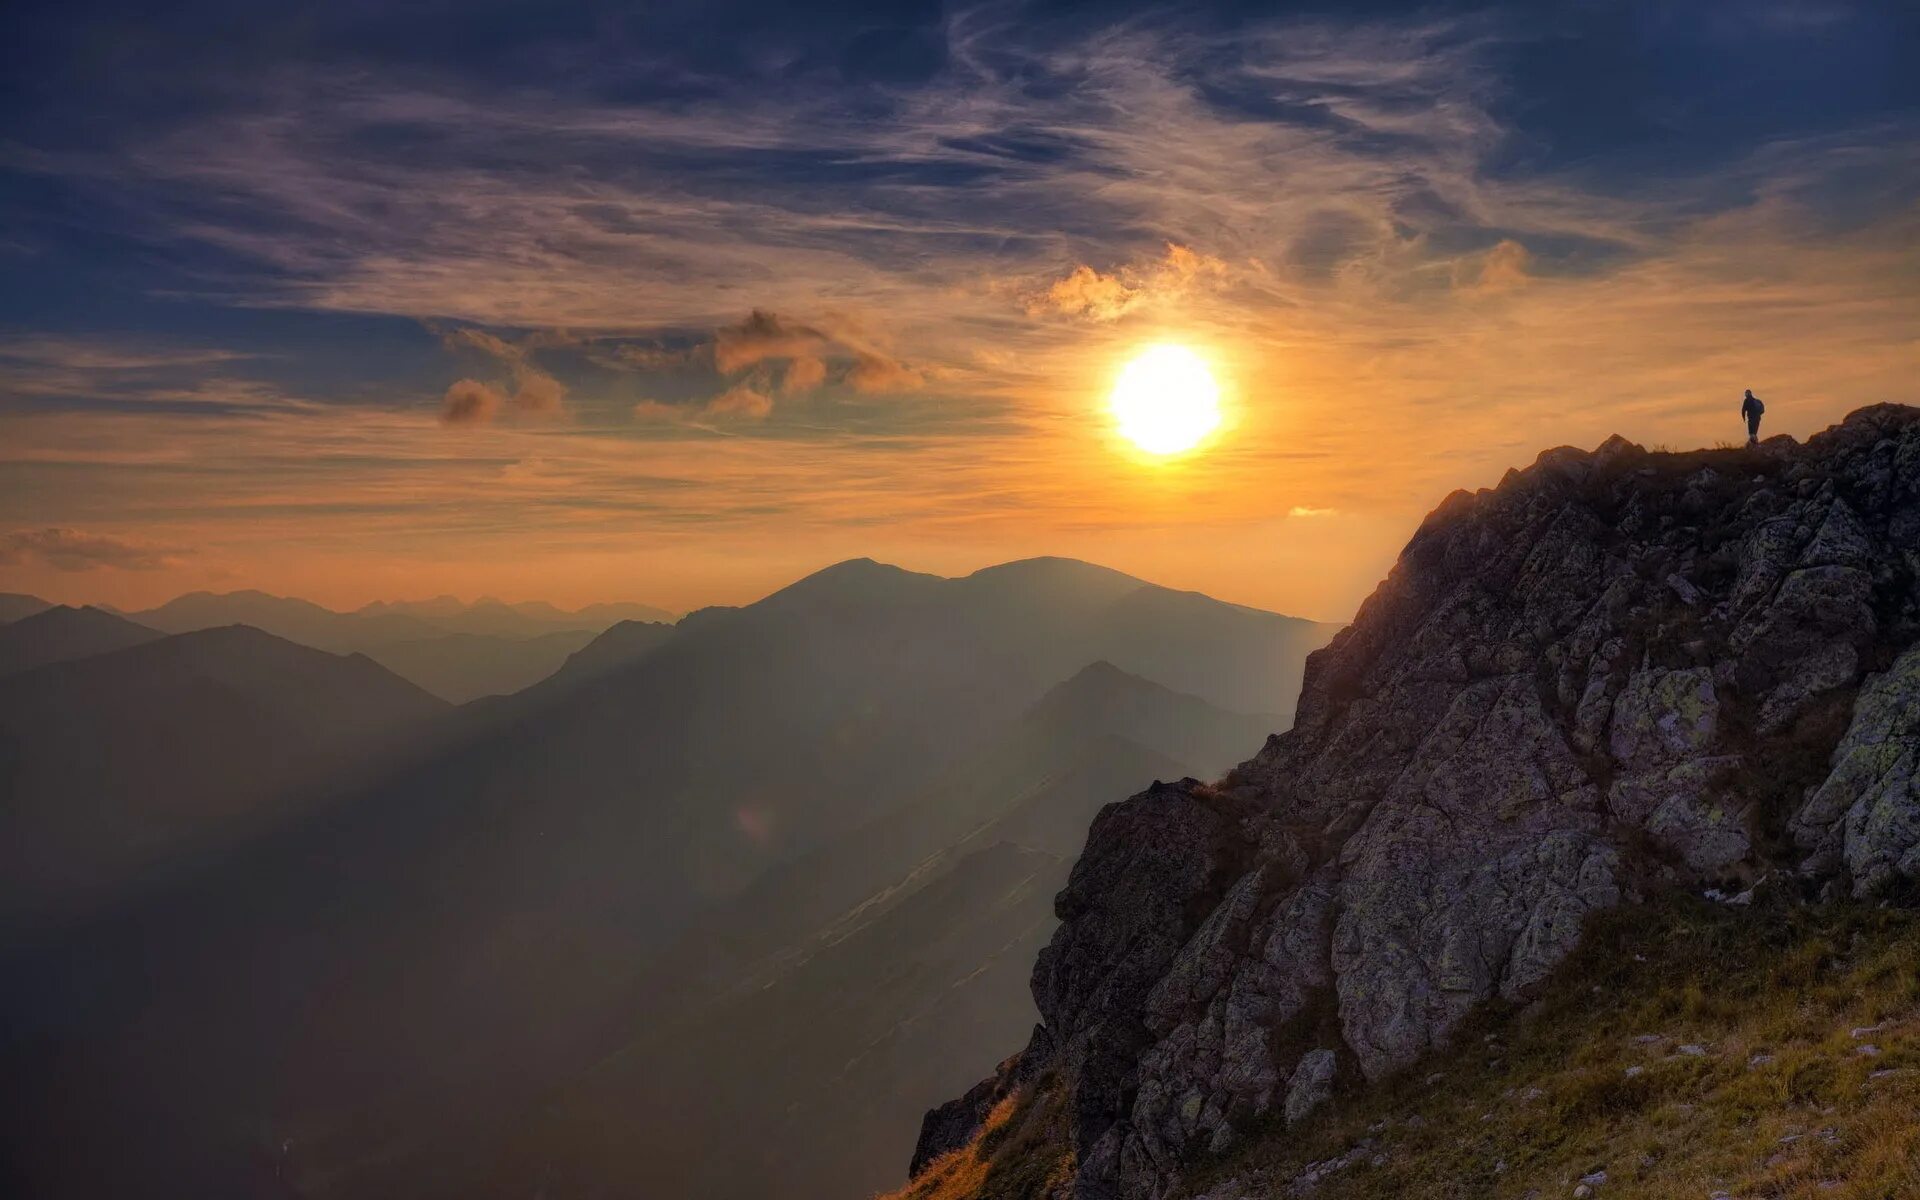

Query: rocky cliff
left=902, top=405, right=1920, bottom=1200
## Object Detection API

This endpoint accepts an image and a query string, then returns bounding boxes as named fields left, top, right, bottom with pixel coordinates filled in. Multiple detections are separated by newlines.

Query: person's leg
left=1748, top=413, right=1760, bottom=444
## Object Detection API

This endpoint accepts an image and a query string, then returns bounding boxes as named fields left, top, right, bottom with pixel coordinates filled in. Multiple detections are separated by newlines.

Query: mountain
left=467, top=665, right=1274, bottom=1200
left=123, top=590, right=679, bottom=699
left=0, top=605, right=162, bottom=676
left=0, top=558, right=1331, bottom=1200
left=125, top=589, right=443, bottom=651
left=359, top=628, right=601, bottom=703
left=540, top=618, right=680, bottom=687
left=0, top=625, right=449, bottom=945
left=0, top=593, right=54, bottom=623
left=354, top=596, right=677, bottom=637
left=895, top=405, right=1920, bottom=1200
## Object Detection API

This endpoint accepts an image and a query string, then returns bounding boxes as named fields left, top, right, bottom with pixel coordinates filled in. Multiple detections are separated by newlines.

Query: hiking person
left=1741, top=389, right=1765, bottom=445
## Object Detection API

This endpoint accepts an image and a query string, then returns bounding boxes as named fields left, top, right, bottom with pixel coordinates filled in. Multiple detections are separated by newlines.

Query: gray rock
left=1284, top=1049, right=1338, bottom=1126
left=1792, top=645, right=1920, bottom=894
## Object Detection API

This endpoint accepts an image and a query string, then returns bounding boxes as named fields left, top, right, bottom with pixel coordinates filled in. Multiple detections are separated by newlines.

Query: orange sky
left=2, top=10, right=1915, bottom=623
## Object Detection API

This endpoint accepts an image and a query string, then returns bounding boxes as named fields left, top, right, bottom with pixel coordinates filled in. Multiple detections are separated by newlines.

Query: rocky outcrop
left=907, top=405, right=1920, bottom=1200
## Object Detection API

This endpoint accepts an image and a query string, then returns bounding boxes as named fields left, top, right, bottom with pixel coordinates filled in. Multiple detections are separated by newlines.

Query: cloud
left=632, top=383, right=774, bottom=424
left=1027, top=243, right=1229, bottom=321
left=707, top=309, right=921, bottom=404
left=844, top=356, right=923, bottom=394
left=706, top=383, right=774, bottom=420
left=783, top=356, right=827, bottom=395
left=0, top=527, right=181, bottom=571
left=630, top=399, right=682, bottom=422
left=435, top=326, right=568, bottom=423
left=1033, top=266, right=1139, bottom=321
left=712, top=311, right=825, bottom=375
left=440, top=378, right=505, bottom=424
left=1461, top=239, right=1533, bottom=293
left=597, top=343, right=702, bottom=372
left=1289, top=506, right=1339, bottom=518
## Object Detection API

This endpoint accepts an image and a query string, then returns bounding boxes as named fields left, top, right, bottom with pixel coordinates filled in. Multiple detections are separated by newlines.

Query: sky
left=0, top=0, right=1914, bottom=622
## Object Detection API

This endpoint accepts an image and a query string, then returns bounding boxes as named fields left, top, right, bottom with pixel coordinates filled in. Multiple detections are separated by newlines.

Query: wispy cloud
left=0, top=527, right=184, bottom=571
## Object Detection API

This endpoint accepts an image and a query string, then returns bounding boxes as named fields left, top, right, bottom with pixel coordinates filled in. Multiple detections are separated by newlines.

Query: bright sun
left=1108, top=344, right=1222, bottom=456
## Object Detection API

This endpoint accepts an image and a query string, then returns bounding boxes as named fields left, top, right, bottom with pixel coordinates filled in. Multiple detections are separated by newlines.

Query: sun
left=1108, top=344, right=1222, bottom=456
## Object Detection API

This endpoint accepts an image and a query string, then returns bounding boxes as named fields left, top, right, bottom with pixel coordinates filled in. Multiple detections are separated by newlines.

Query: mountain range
left=109, top=591, right=677, bottom=703
left=0, top=556, right=1338, bottom=1200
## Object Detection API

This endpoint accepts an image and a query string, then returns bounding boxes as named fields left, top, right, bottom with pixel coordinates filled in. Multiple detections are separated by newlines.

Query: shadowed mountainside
left=358, top=628, right=601, bottom=703
left=462, top=663, right=1278, bottom=1200
left=120, top=591, right=679, bottom=701
left=0, top=605, right=162, bottom=677
left=896, top=405, right=1920, bottom=1200
left=539, top=617, right=681, bottom=688
left=0, top=625, right=449, bottom=945
left=0, top=593, right=56, bottom=624
left=0, top=557, right=1334, bottom=1200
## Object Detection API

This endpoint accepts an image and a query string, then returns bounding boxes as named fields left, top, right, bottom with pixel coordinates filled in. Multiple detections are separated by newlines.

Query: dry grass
left=879, top=899, right=1920, bottom=1200
left=876, top=1077, right=1074, bottom=1200
left=1191, top=896, right=1920, bottom=1199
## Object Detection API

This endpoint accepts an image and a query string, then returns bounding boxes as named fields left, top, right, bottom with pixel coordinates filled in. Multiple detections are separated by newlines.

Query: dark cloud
left=0, top=527, right=179, bottom=571
left=710, top=309, right=921, bottom=401
left=440, top=378, right=505, bottom=424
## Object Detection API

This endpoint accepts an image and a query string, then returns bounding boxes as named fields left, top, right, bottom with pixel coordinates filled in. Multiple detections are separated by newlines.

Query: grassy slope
left=890, top=897, right=1920, bottom=1200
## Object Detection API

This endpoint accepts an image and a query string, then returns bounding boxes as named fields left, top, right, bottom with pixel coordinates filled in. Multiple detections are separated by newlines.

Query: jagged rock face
left=911, top=405, right=1920, bottom=1200
left=1792, top=643, right=1920, bottom=894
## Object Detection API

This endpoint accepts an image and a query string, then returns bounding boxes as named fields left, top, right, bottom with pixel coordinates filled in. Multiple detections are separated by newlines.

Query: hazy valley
left=0, top=558, right=1337, bottom=1199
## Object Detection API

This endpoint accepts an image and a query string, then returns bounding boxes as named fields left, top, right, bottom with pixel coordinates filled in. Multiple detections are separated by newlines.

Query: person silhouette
left=1741, top=389, right=1765, bottom=446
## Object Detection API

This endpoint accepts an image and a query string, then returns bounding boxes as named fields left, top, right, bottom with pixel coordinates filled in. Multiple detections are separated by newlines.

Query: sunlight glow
left=1108, top=344, right=1222, bottom=456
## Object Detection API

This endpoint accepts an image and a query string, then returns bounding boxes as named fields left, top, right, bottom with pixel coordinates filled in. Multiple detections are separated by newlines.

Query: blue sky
left=0, top=0, right=1914, bottom=615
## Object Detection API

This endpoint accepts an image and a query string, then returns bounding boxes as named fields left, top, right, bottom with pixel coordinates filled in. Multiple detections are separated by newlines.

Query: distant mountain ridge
left=104, top=589, right=679, bottom=701
left=122, top=589, right=676, bottom=648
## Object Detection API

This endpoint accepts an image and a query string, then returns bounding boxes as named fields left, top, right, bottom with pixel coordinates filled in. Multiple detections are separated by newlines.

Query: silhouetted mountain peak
left=963, top=556, right=1143, bottom=590
left=759, top=557, right=945, bottom=609
left=1034, top=659, right=1165, bottom=708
